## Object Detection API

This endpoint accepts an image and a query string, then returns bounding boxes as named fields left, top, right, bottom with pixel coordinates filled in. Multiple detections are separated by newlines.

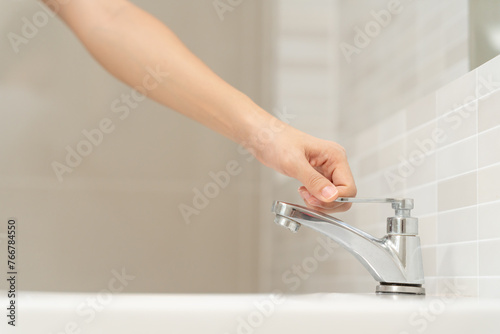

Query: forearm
left=42, top=0, right=274, bottom=146
left=41, top=0, right=356, bottom=209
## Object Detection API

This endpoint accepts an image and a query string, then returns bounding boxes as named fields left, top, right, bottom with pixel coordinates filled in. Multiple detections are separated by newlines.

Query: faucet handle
left=336, top=197, right=418, bottom=235
left=335, top=197, right=414, bottom=216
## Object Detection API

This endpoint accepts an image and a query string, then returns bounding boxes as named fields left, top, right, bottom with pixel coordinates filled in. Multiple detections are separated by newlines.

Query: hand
left=251, top=123, right=357, bottom=213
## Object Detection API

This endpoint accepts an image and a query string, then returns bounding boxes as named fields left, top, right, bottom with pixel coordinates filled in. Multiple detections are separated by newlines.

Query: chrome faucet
left=272, top=198, right=425, bottom=295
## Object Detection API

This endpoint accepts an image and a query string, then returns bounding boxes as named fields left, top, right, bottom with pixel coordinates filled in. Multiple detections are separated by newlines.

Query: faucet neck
left=271, top=201, right=426, bottom=294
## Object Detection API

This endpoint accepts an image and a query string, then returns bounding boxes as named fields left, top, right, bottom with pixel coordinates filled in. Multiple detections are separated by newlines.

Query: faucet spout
left=272, top=201, right=425, bottom=294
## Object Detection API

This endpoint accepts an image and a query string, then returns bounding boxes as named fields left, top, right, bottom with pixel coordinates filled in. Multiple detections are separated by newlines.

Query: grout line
left=477, top=198, right=500, bottom=207
left=434, top=132, right=477, bottom=153
left=418, top=212, right=439, bottom=219
left=477, top=123, right=500, bottom=136
left=354, top=148, right=500, bottom=193
left=428, top=276, right=484, bottom=279
left=434, top=203, right=478, bottom=215
left=477, top=84, right=500, bottom=101
left=479, top=160, right=500, bottom=172
left=350, top=88, right=500, bottom=164
left=435, top=90, right=439, bottom=285
left=351, top=125, right=477, bottom=171
left=438, top=99, right=476, bottom=120
left=351, top=116, right=438, bottom=162
left=433, top=168, right=476, bottom=184
left=423, top=238, right=500, bottom=249
left=432, top=240, right=479, bottom=247
left=426, top=238, right=500, bottom=248
left=477, top=237, right=500, bottom=243
left=476, top=70, right=481, bottom=294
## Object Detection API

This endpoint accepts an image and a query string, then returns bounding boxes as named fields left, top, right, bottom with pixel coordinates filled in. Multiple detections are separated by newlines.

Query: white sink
left=2, top=292, right=499, bottom=333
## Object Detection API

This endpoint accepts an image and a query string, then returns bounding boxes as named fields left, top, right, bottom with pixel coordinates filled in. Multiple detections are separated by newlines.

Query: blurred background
left=0, top=0, right=496, bottom=294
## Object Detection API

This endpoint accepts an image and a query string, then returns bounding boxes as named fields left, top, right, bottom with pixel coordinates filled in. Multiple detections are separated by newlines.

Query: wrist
left=239, top=106, right=295, bottom=164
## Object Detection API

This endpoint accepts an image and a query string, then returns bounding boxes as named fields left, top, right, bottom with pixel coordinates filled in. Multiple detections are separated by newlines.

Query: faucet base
left=376, top=283, right=425, bottom=295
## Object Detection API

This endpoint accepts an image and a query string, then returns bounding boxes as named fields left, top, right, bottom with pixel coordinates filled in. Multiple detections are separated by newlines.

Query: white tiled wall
left=338, top=0, right=469, bottom=135
left=276, top=56, right=500, bottom=297
left=261, top=1, right=500, bottom=298
left=258, top=0, right=340, bottom=291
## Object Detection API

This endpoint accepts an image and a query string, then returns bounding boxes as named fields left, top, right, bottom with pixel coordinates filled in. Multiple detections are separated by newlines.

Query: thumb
left=294, top=161, right=338, bottom=202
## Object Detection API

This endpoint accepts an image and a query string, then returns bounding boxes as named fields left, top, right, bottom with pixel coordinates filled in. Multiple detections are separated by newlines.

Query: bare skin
left=41, top=0, right=356, bottom=212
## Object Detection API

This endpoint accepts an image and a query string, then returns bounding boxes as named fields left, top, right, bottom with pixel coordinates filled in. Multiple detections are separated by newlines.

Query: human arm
left=40, top=0, right=356, bottom=211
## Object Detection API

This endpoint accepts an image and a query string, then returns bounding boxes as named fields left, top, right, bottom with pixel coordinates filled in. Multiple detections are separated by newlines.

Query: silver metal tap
left=272, top=198, right=425, bottom=295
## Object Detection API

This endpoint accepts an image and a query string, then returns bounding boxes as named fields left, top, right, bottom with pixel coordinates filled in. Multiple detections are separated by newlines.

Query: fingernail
left=321, top=185, right=338, bottom=200
left=298, top=189, right=311, bottom=200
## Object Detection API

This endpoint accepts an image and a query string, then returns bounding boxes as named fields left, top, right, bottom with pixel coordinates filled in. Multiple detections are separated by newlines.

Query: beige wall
left=0, top=0, right=263, bottom=293
left=257, top=0, right=341, bottom=292
left=4, top=0, right=487, bottom=298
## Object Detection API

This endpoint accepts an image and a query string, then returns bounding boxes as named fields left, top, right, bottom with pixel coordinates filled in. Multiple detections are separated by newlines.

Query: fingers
left=293, top=159, right=339, bottom=203
left=330, top=148, right=357, bottom=198
left=298, top=186, right=352, bottom=213
left=293, top=140, right=356, bottom=213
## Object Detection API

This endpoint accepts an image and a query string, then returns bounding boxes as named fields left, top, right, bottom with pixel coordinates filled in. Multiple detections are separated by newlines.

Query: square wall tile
left=436, top=242, right=478, bottom=277
left=419, top=215, right=437, bottom=246
left=438, top=172, right=477, bottom=212
left=437, top=206, right=477, bottom=244
left=477, top=54, right=500, bottom=98
left=478, top=277, right=500, bottom=298
left=354, top=175, right=383, bottom=198
left=423, top=277, right=438, bottom=296
left=406, top=152, right=437, bottom=189
left=436, top=277, right=478, bottom=297
left=478, top=164, right=500, bottom=204
left=478, top=88, right=500, bottom=132
left=479, top=239, right=500, bottom=276
left=380, top=166, right=407, bottom=195
left=478, top=201, right=500, bottom=240
left=478, top=125, right=500, bottom=168
left=437, top=136, right=477, bottom=180
left=442, top=59, right=469, bottom=86
left=422, top=246, right=437, bottom=276
left=405, top=184, right=438, bottom=217
left=407, top=121, right=440, bottom=156
left=350, top=203, right=387, bottom=236
left=436, top=103, right=477, bottom=147
left=378, top=139, right=406, bottom=171
left=436, top=69, right=476, bottom=116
